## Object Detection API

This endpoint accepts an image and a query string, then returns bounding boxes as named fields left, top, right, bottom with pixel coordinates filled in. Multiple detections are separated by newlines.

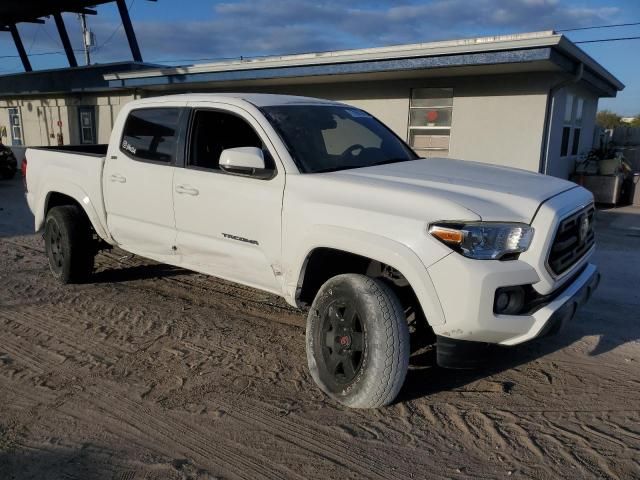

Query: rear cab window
left=120, top=108, right=182, bottom=164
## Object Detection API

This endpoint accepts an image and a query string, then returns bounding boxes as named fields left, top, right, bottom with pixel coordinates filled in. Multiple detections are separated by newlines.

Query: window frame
left=560, top=94, right=586, bottom=159
left=183, top=107, right=279, bottom=180
left=407, top=87, right=454, bottom=157
left=119, top=107, right=187, bottom=166
left=78, top=106, right=96, bottom=145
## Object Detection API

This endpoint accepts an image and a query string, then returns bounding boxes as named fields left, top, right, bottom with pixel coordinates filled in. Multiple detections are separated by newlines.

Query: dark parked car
left=0, top=142, right=17, bottom=179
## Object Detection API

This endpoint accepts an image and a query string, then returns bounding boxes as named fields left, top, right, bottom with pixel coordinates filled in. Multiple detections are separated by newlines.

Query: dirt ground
left=0, top=176, right=639, bottom=480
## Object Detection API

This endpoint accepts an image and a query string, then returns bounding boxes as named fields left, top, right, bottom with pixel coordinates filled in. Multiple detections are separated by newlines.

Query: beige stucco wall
left=0, top=93, right=136, bottom=149
left=447, top=78, right=550, bottom=171
left=220, top=72, right=553, bottom=172
left=0, top=71, right=603, bottom=179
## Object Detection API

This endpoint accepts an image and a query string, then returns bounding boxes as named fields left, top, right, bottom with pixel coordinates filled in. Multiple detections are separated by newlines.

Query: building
left=0, top=31, right=624, bottom=179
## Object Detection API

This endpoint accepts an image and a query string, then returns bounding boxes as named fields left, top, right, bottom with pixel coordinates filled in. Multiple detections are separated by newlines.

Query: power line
left=0, top=50, right=84, bottom=60
left=93, top=0, right=136, bottom=54
left=575, top=35, right=640, bottom=44
left=41, top=20, right=64, bottom=50
left=557, top=21, right=640, bottom=32
left=147, top=35, right=640, bottom=64
left=1, top=33, right=640, bottom=65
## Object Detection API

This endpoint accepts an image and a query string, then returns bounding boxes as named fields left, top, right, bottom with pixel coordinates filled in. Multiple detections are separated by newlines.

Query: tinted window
left=571, top=128, right=581, bottom=156
left=188, top=110, right=274, bottom=171
left=560, top=126, right=571, bottom=157
left=121, top=108, right=181, bottom=163
left=261, top=105, right=417, bottom=173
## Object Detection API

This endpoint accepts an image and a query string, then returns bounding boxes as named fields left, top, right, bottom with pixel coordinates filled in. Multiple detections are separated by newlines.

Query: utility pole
left=78, top=13, right=94, bottom=65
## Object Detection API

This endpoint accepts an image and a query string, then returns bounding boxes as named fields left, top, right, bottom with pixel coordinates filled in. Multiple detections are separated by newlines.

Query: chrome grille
left=547, top=205, right=595, bottom=276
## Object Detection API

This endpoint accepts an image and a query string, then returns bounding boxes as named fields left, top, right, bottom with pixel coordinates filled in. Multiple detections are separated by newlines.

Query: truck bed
left=25, top=145, right=109, bottom=239
left=29, top=144, right=108, bottom=157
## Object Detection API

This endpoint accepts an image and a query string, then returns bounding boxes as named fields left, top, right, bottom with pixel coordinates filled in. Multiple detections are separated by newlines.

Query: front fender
left=286, top=225, right=447, bottom=326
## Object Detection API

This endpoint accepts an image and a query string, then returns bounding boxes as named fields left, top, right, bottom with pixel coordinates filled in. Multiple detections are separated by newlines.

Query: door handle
left=175, top=184, right=199, bottom=196
left=109, top=174, right=127, bottom=183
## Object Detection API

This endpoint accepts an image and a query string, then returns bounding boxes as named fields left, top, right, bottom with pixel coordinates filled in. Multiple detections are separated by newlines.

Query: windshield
left=260, top=105, right=419, bottom=173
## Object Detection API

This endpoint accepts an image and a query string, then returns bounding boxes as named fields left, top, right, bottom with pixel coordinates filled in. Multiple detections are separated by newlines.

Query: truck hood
left=332, top=158, right=577, bottom=223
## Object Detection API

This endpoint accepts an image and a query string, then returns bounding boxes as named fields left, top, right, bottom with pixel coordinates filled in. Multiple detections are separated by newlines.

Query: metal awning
left=0, top=1, right=155, bottom=71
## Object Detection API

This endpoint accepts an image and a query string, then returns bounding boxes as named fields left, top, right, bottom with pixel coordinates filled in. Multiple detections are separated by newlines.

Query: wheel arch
left=289, top=228, right=446, bottom=326
left=38, top=187, right=111, bottom=243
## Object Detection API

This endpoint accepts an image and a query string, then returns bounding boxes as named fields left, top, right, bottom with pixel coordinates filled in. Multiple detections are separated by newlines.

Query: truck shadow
left=91, top=263, right=190, bottom=283
left=398, top=297, right=639, bottom=402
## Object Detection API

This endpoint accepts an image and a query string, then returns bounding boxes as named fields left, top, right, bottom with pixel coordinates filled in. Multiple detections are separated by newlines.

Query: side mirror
left=219, top=147, right=266, bottom=176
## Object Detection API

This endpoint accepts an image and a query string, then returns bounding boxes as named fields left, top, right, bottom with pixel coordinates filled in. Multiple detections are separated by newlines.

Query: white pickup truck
left=25, top=93, right=599, bottom=408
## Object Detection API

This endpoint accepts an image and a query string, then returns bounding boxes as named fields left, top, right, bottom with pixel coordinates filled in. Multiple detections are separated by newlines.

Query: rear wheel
left=306, top=274, right=410, bottom=408
left=44, top=206, right=95, bottom=283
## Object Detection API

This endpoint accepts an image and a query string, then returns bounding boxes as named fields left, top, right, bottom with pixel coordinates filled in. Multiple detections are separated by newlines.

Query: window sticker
left=122, top=139, right=137, bottom=155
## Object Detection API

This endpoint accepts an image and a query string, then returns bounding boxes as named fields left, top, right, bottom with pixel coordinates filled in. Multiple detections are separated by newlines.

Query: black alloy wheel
left=319, top=301, right=366, bottom=389
left=306, top=274, right=410, bottom=408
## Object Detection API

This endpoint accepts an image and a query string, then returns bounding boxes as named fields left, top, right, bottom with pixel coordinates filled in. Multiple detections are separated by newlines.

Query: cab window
left=188, top=109, right=276, bottom=173
left=121, top=108, right=181, bottom=163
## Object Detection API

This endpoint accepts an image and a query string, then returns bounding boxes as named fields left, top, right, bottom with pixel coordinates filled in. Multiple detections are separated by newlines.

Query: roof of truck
left=133, top=93, right=344, bottom=108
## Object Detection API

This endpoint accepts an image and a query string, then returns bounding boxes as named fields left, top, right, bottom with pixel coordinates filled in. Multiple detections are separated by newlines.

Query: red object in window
left=426, top=110, right=439, bottom=122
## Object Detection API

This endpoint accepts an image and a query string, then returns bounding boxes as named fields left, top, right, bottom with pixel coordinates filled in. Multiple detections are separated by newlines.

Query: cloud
left=0, top=0, right=623, bottom=69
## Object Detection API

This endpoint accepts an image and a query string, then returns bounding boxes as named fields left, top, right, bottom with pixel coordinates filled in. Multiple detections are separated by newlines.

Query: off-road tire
left=306, top=274, right=410, bottom=408
left=44, top=206, right=94, bottom=284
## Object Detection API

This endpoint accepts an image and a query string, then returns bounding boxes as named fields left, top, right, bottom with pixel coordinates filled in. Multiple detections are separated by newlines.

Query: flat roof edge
left=557, top=36, right=624, bottom=91
left=108, top=48, right=555, bottom=89
left=104, top=31, right=561, bottom=81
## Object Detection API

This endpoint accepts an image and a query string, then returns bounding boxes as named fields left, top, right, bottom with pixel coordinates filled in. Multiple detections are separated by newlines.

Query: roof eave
left=556, top=35, right=624, bottom=92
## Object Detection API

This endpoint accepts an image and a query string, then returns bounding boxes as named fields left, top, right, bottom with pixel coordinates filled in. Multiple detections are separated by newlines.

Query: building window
left=561, top=127, right=571, bottom=157
left=7, top=107, right=23, bottom=146
left=78, top=107, right=96, bottom=145
left=408, top=88, right=453, bottom=157
left=564, top=94, right=574, bottom=124
left=561, top=94, right=584, bottom=158
left=571, top=128, right=581, bottom=155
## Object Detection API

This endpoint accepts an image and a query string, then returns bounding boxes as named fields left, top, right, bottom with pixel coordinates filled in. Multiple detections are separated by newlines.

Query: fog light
left=494, top=286, right=525, bottom=315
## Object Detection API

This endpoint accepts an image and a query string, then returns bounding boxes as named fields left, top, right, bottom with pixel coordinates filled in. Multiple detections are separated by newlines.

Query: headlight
left=429, top=222, right=534, bottom=260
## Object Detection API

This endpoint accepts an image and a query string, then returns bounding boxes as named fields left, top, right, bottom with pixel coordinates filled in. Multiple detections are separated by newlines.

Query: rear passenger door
left=104, top=106, right=186, bottom=261
left=172, top=104, right=285, bottom=293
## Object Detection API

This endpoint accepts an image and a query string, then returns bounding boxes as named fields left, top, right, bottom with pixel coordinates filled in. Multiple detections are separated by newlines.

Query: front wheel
left=44, top=206, right=95, bottom=284
left=306, top=274, right=410, bottom=408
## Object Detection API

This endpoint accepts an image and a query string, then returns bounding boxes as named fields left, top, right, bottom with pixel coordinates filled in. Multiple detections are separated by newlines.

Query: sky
left=1, top=0, right=639, bottom=115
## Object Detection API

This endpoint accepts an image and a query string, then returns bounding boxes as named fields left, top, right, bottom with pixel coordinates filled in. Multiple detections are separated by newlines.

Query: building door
left=78, top=107, right=96, bottom=144
left=8, top=108, right=23, bottom=146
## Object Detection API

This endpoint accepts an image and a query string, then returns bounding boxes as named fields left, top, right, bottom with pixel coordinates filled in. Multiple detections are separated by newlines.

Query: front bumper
left=433, top=263, right=599, bottom=368
left=428, top=249, right=599, bottom=346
